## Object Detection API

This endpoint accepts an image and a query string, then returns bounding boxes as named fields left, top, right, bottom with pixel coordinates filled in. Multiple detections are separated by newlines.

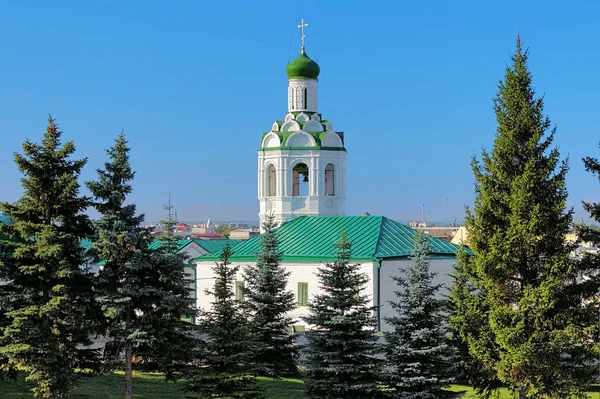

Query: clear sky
left=0, top=0, right=598, bottom=223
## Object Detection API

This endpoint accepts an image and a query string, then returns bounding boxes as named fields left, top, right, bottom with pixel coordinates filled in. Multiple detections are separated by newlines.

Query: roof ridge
left=372, top=215, right=386, bottom=258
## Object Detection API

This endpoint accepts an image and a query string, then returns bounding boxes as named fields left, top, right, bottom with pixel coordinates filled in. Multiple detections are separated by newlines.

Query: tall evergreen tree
left=87, top=133, right=156, bottom=399
left=186, top=244, right=263, bottom=399
left=303, top=232, right=381, bottom=399
left=87, top=138, right=197, bottom=399
left=143, top=200, right=198, bottom=379
left=383, top=231, right=454, bottom=398
left=453, top=37, right=600, bottom=398
left=0, top=116, right=99, bottom=398
left=242, top=214, right=298, bottom=377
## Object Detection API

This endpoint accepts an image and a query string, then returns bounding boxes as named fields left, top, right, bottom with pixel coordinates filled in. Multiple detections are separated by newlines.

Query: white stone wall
left=376, top=258, right=456, bottom=332
left=258, top=148, right=347, bottom=230
left=194, top=257, right=457, bottom=331
left=288, top=79, right=318, bottom=112
left=194, top=260, right=376, bottom=330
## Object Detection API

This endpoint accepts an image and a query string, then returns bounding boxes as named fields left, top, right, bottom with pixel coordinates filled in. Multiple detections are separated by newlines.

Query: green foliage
left=0, top=116, right=99, bottom=398
left=144, top=201, right=198, bottom=379
left=303, top=232, right=382, bottom=398
left=383, top=231, right=455, bottom=398
left=215, top=223, right=233, bottom=238
left=243, top=214, right=298, bottom=377
left=452, top=37, right=600, bottom=398
left=86, top=133, right=154, bottom=370
left=87, top=135, right=197, bottom=394
left=448, top=248, right=502, bottom=398
left=186, top=245, right=264, bottom=398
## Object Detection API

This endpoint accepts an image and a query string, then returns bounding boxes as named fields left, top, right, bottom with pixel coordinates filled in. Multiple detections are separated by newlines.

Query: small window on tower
left=325, top=164, right=335, bottom=196
left=304, top=88, right=308, bottom=109
left=267, top=165, right=276, bottom=197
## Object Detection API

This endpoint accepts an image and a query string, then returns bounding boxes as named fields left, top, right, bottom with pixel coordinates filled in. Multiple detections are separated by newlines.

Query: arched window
left=292, top=163, right=309, bottom=196
left=267, top=165, right=276, bottom=197
left=304, top=88, right=308, bottom=109
left=325, top=164, right=335, bottom=196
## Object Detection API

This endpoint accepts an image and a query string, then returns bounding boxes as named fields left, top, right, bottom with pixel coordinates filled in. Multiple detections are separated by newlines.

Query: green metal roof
left=80, top=238, right=93, bottom=252
left=196, top=216, right=463, bottom=263
left=147, top=239, right=197, bottom=252
left=91, top=239, right=239, bottom=266
left=146, top=238, right=239, bottom=255
left=193, top=239, right=239, bottom=255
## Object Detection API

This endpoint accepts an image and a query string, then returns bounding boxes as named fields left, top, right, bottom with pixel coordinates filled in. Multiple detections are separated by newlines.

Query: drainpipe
left=376, top=258, right=383, bottom=332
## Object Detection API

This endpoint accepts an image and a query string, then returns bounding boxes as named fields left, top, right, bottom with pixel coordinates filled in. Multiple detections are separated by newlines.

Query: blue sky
left=0, top=0, right=598, bottom=223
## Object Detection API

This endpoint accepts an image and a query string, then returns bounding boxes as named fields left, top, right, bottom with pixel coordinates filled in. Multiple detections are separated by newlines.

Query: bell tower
left=258, top=20, right=346, bottom=230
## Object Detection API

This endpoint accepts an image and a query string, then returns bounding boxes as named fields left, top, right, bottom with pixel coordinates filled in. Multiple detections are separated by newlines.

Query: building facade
left=195, top=215, right=462, bottom=332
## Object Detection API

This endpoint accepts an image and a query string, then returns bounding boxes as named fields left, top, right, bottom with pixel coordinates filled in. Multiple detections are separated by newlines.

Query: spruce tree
left=454, top=37, right=600, bottom=398
left=383, top=231, right=454, bottom=398
left=0, top=116, right=99, bottom=398
left=87, top=133, right=156, bottom=398
left=242, top=214, right=298, bottom=377
left=143, top=201, right=198, bottom=379
left=303, top=232, right=381, bottom=399
left=186, top=244, right=263, bottom=399
left=87, top=139, right=197, bottom=398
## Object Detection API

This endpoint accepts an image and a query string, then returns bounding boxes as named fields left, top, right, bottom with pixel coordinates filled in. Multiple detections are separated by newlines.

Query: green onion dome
left=286, top=51, right=320, bottom=80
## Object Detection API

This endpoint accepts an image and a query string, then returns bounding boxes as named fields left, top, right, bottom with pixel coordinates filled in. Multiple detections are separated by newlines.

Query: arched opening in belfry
left=292, top=163, right=309, bottom=196
left=267, top=164, right=276, bottom=197
left=325, top=163, right=335, bottom=196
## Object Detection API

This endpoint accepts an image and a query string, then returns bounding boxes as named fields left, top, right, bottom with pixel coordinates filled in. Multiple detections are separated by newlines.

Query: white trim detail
left=320, top=132, right=343, bottom=148
left=296, top=112, right=310, bottom=122
left=303, top=119, right=324, bottom=133
left=262, top=132, right=281, bottom=148
left=281, top=120, right=301, bottom=132
left=286, top=132, right=317, bottom=147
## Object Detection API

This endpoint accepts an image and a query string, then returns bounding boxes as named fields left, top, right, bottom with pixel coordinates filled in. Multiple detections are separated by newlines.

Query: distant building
left=193, top=233, right=225, bottom=240
left=229, top=229, right=259, bottom=241
left=451, top=226, right=469, bottom=246
left=414, top=226, right=460, bottom=242
left=192, top=218, right=214, bottom=234
left=177, top=223, right=192, bottom=233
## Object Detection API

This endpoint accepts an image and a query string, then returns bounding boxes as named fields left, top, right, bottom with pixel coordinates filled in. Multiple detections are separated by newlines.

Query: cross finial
left=298, top=18, right=308, bottom=53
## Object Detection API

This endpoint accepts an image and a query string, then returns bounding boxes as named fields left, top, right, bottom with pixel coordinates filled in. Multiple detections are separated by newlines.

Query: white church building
left=194, top=26, right=461, bottom=332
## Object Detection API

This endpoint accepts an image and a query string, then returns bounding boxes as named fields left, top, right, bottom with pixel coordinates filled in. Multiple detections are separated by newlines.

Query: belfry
left=257, top=19, right=347, bottom=230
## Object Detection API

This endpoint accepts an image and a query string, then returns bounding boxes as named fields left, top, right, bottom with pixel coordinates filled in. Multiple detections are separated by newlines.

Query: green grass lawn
left=0, top=372, right=598, bottom=398
left=0, top=371, right=306, bottom=399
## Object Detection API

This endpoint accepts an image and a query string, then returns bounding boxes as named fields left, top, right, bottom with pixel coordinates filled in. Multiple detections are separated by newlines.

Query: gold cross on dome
left=298, top=18, right=308, bottom=52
